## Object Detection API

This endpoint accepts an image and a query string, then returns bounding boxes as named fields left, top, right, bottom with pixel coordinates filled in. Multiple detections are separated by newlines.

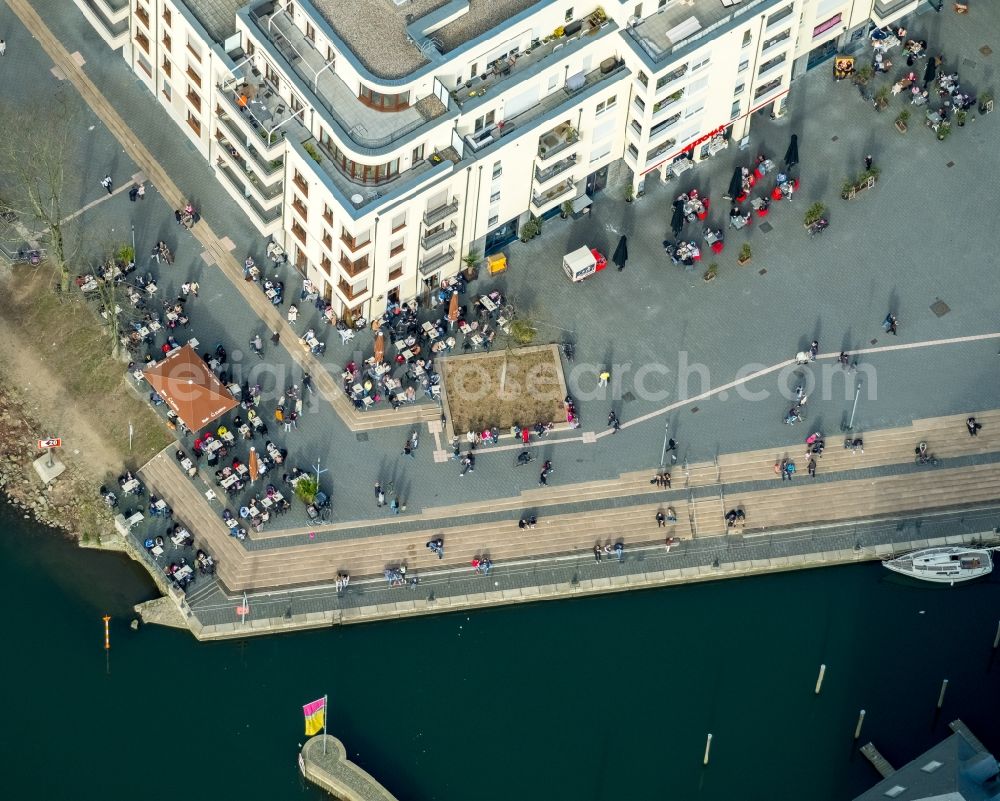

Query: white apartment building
left=74, top=0, right=921, bottom=320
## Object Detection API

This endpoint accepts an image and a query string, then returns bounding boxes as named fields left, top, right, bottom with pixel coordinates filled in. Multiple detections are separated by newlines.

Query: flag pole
left=323, top=694, right=328, bottom=754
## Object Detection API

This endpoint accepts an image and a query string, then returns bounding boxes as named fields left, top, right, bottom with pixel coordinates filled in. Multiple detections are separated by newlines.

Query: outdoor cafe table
left=704, top=230, right=722, bottom=244
left=203, top=439, right=224, bottom=455
left=171, top=529, right=192, bottom=546
left=145, top=282, right=158, bottom=296
left=154, top=498, right=168, bottom=513
left=173, top=564, right=193, bottom=581
left=80, top=278, right=99, bottom=292
left=180, top=457, right=196, bottom=476
left=261, top=492, right=284, bottom=510
left=479, top=295, right=497, bottom=313
left=235, top=463, right=249, bottom=477
left=121, top=478, right=141, bottom=494
left=220, top=473, right=240, bottom=489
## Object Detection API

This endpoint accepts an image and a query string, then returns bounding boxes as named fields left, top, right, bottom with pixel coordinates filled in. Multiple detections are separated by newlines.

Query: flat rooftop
left=311, top=0, right=540, bottom=79
left=183, top=0, right=244, bottom=44
left=628, top=0, right=766, bottom=63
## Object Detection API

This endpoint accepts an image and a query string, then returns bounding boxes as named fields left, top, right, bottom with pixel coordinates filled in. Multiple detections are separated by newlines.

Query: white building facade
left=73, top=0, right=919, bottom=320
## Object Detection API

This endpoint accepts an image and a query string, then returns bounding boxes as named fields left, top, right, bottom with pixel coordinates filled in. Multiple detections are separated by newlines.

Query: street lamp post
left=659, top=420, right=669, bottom=469
left=846, top=379, right=863, bottom=431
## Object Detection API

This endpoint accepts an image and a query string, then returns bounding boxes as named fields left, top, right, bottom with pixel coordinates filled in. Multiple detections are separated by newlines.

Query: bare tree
left=90, top=241, right=145, bottom=360
left=0, top=96, right=82, bottom=292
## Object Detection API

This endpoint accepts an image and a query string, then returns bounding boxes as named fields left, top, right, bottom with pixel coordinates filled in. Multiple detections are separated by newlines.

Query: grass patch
left=441, top=345, right=566, bottom=434
left=0, top=265, right=171, bottom=466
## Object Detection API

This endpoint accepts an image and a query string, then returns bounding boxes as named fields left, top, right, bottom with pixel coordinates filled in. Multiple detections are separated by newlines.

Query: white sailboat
left=883, top=546, right=995, bottom=584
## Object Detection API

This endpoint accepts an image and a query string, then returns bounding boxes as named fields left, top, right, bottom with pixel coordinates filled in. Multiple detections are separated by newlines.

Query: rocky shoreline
left=0, top=381, right=113, bottom=542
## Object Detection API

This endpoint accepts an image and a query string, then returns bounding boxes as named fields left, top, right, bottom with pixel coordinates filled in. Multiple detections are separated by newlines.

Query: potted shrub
left=978, top=91, right=993, bottom=114
left=560, top=200, right=574, bottom=219
left=955, top=109, right=967, bottom=127
left=703, top=262, right=718, bottom=282
left=803, top=202, right=826, bottom=227
left=461, top=252, right=480, bottom=279
left=624, top=184, right=635, bottom=203
left=894, top=108, right=910, bottom=133
left=873, top=86, right=890, bottom=111
left=293, top=475, right=319, bottom=506
left=853, top=65, right=874, bottom=86
left=737, top=244, right=751, bottom=266
left=936, top=121, right=952, bottom=141
left=115, top=244, right=135, bottom=265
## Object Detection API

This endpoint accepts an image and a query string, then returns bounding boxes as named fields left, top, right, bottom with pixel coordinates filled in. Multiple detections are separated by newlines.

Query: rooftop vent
left=884, top=787, right=905, bottom=798
left=921, top=761, right=943, bottom=773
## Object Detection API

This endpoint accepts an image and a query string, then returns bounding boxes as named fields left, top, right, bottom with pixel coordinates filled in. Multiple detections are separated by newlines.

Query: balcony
left=653, top=65, right=688, bottom=98
left=216, top=110, right=285, bottom=179
left=217, top=84, right=305, bottom=158
left=534, top=154, right=577, bottom=184
left=424, top=199, right=459, bottom=227
left=464, top=61, right=627, bottom=156
left=531, top=178, right=575, bottom=211
left=250, top=6, right=447, bottom=153
left=626, top=0, right=771, bottom=63
left=538, top=122, right=580, bottom=161
left=646, top=138, right=678, bottom=163
left=338, top=253, right=371, bottom=278
left=215, top=134, right=283, bottom=202
left=76, top=0, right=129, bottom=47
left=652, top=91, right=684, bottom=118
left=872, top=0, right=919, bottom=26
left=453, top=18, right=620, bottom=110
left=337, top=278, right=369, bottom=302
left=215, top=161, right=282, bottom=227
left=339, top=231, right=372, bottom=252
left=421, top=223, right=457, bottom=250
left=419, top=248, right=456, bottom=276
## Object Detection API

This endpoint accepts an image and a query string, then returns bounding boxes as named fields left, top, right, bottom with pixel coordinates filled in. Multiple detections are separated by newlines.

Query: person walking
left=608, top=410, right=620, bottom=434
left=864, top=154, right=873, bottom=171
left=967, top=417, right=983, bottom=437
left=190, top=281, right=200, bottom=297
left=100, top=175, right=113, bottom=195
left=780, top=458, right=789, bottom=481
left=807, top=457, right=817, bottom=478
left=0, top=40, right=7, bottom=56
left=137, top=184, right=145, bottom=200
left=883, top=312, right=898, bottom=335
left=270, top=331, right=280, bottom=345
left=128, top=184, right=139, bottom=202
left=593, top=544, right=602, bottom=563
left=375, top=481, right=384, bottom=508
left=785, top=460, right=796, bottom=480
left=598, top=368, right=610, bottom=387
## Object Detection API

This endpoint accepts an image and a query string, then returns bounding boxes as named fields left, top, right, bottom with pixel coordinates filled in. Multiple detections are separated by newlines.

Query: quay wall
left=300, top=735, right=399, bottom=801
left=179, top=529, right=1000, bottom=641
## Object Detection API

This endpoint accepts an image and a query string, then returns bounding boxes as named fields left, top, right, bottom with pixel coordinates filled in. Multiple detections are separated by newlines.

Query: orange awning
left=144, top=344, right=237, bottom=432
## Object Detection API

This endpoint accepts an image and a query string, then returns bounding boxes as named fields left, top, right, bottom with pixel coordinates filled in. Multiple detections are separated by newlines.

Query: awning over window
left=571, top=194, right=593, bottom=213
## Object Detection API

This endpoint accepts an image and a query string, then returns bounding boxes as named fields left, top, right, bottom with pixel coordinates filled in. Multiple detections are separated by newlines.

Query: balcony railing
left=419, top=248, right=456, bottom=276
left=338, top=254, right=370, bottom=278
left=337, top=278, right=369, bottom=301
left=216, top=110, right=285, bottom=177
left=534, top=154, right=577, bottom=184
left=873, top=0, right=918, bottom=22
left=531, top=178, right=575, bottom=210
left=215, top=162, right=282, bottom=225
left=538, top=123, right=580, bottom=161
left=421, top=223, right=457, bottom=250
left=423, top=199, right=459, bottom=226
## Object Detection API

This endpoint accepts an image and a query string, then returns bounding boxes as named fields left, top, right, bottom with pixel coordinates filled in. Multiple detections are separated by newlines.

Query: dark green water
left=4, top=501, right=999, bottom=801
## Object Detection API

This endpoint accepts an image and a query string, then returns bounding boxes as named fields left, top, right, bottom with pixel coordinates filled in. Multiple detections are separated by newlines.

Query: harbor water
left=4, top=502, right=999, bottom=801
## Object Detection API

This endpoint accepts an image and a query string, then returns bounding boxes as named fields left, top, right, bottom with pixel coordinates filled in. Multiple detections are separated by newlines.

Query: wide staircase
left=138, top=411, right=1000, bottom=593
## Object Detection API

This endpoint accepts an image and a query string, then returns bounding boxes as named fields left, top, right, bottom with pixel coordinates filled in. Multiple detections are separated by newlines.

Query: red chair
left=702, top=197, right=711, bottom=211
left=771, top=186, right=783, bottom=201
left=736, top=192, right=748, bottom=203
left=711, top=241, right=724, bottom=255
left=793, top=178, right=800, bottom=190
left=696, top=210, right=708, bottom=221
left=693, top=252, right=702, bottom=262
left=754, top=167, right=765, bottom=180
left=756, top=207, right=769, bottom=218
left=747, top=174, right=757, bottom=187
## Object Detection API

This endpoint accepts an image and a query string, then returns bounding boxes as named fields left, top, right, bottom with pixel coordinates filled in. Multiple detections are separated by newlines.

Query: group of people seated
left=725, top=508, right=747, bottom=530
left=175, top=203, right=197, bottom=229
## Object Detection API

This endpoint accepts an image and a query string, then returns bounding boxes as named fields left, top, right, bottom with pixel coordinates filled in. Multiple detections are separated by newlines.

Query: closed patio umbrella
left=447, top=290, right=459, bottom=328
left=248, top=446, right=259, bottom=484
left=727, top=166, right=743, bottom=199
left=374, top=330, right=385, bottom=364
left=670, top=201, right=685, bottom=237
left=784, top=134, right=799, bottom=169
left=612, top=235, right=628, bottom=271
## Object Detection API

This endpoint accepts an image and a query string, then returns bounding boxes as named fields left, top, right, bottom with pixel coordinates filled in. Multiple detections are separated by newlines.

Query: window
left=389, top=239, right=405, bottom=257
left=326, top=45, right=335, bottom=64
left=324, top=141, right=400, bottom=185
left=185, top=85, right=201, bottom=112
left=596, top=95, right=616, bottom=114
left=137, top=53, right=152, bottom=76
left=136, top=3, right=150, bottom=29
left=323, top=204, right=333, bottom=224
left=320, top=255, right=332, bottom=275
left=812, top=14, right=842, bottom=38
left=627, top=143, right=638, bottom=159
left=185, top=111, right=201, bottom=136
left=186, top=63, right=201, bottom=87
left=731, top=100, right=741, bottom=119
left=264, top=63, right=281, bottom=91
left=631, top=119, right=643, bottom=136
left=391, top=213, right=406, bottom=232
left=763, top=28, right=792, bottom=51
left=162, top=7, right=171, bottom=26
left=685, top=102, right=704, bottom=119
left=470, top=62, right=478, bottom=77
left=322, top=230, right=332, bottom=249
left=489, top=190, right=501, bottom=203
left=637, top=70, right=648, bottom=87
left=633, top=96, right=646, bottom=111
left=292, top=195, right=308, bottom=221
left=186, top=38, right=201, bottom=62
left=487, top=215, right=499, bottom=227
left=388, top=264, right=404, bottom=281
left=738, top=56, right=749, bottom=73
left=758, top=53, right=787, bottom=75
left=657, top=0, right=666, bottom=7
left=691, top=55, right=710, bottom=72
left=474, top=110, right=495, bottom=132
left=291, top=220, right=306, bottom=244
left=734, top=82, right=745, bottom=96
left=135, top=31, right=150, bottom=54
left=293, top=169, right=309, bottom=195
left=492, top=161, right=502, bottom=178
left=412, top=144, right=425, bottom=163
left=305, top=22, right=315, bottom=42
left=161, top=80, right=171, bottom=101
left=633, top=4, right=641, bottom=17
left=162, top=56, right=171, bottom=77
left=358, top=85, right=410, bottom=111
left=162, top=32, right=171, bottom=52
left=564, top=7, right=574, bottom=22
left=341, top=227, right=371, bottom=249
left=547, top=73, right=558, bottom=91
left=650, top=113, right=681, bottom=137
left=290, top=94, right=302, bottom=113
left=741, top=29, right=752, bottom=48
